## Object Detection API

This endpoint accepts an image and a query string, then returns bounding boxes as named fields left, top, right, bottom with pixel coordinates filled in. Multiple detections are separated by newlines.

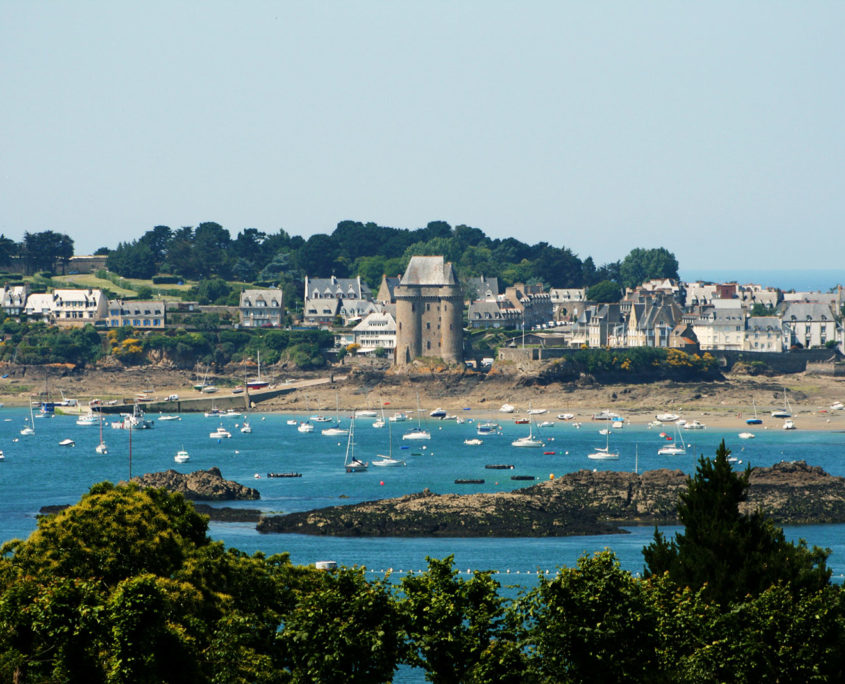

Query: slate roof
left=400, top=256, right=458, bottom=286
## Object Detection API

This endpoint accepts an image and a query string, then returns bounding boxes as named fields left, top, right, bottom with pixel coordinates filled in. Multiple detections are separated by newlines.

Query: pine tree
left=643, top=439, right=831, bottom=605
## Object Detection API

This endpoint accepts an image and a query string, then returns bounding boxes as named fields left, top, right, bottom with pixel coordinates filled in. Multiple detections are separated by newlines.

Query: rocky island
left=128, top=467, right=261, bottom=502
left=256, top=461, right=845, bottom=537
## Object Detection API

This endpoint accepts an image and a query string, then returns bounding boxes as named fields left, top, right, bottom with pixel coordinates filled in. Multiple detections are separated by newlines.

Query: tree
left=643, top=440, right=832, bottom=605
left=400, top=555, right=524, bottom=682
left=20, top=230, right=74, bottom=274
left=0, top=234, right=17, bottom=266
left=586, top=279, right=622, bottom=303
left=277, top=567, right=402, bottom=682
left=619, top=247, right=679, bottom=290
left=0, top=483, right=314, bottom=683
left=107, top=241, right=157, bottom=278
left=520, top=551, right=661, bottom=682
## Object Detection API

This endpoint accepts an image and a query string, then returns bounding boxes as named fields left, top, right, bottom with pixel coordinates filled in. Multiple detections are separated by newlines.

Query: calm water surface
left=2, top=408, right=845, bottom=585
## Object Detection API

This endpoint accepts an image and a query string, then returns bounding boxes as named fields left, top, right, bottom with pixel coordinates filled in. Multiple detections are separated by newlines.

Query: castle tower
left=394, top=256, right=463, bottom=365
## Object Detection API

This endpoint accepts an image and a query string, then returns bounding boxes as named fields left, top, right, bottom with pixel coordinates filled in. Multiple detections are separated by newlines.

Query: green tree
left=643, top=440, right=832, bottom=605
left=400, top=555, right=524, bottom=682
left=586, top=279, right=622, bottom=303
left=619, top=247, right=679, bottom=290
left=521, top=551, right=661, bottom=682
left=21, top=230, right=74, bottom=275
left=0, top=483, right=315, bottom=683
left=278, top=567, right=402, bottom=682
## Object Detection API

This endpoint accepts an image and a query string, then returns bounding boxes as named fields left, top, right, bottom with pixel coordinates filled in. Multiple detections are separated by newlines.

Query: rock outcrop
left=256, top=461, right=845, bottom=537
left=129, top=467, right=260, bottom=501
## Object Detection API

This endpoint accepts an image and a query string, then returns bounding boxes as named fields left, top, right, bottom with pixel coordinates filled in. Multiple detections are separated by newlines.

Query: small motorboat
left=783, top=420, right=796, bottom=430
left=557, top=413, right=575, bottom=421
left=158, top=415, right=181, bottom=421
left=59, top=438, right=75, bottom=447
left=499, top=403, right=515, bottom=413
left=464, top=438, right=483, bottom=446
left=209, top=427, right=232, bottom=439
left=683, top=420, right=706, bottom=430
left=429, top=408, right=447, bottom=419
left=174, top=449, right=190, bottom=463
left=739, top=432, right=755, bottom=439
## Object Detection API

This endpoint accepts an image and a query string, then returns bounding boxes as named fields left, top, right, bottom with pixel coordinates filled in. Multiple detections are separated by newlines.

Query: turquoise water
left=2, top=409, right=845, bottom=586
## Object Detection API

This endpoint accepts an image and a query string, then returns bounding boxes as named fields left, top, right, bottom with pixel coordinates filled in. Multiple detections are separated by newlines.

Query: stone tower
left=394, top=255, right=463, bottom=365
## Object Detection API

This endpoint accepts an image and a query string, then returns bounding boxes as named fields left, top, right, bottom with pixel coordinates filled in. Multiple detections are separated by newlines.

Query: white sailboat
left=321, top=393, right=348, bottom=436
left=657, top=422, right=686, bottom=455
left=344, top=417, right=368, bottom=472
left=240, top=417, right=252, bottom=433
left=771, top=389, right=792, bottom=418
left=372, top=401, right=387, bottom=429
left=95, top=409, right=108, bottom=454
left=372, top=413, right=405, bottom=467
left=512, top=402, right=543, bottom=448
left=588, top=429, right=619, bottom=460
left=512, top=409, right=543, bottom=448
left=402, top=394, right=431, bottom=440
left=20, top=402, right=35, bottom=436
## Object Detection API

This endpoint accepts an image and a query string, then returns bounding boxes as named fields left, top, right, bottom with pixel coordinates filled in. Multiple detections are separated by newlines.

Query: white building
left=1, top=284, right=29, bottom=317
left=23, top=289, right=107, bottom=326
left=782, top=302, right=840, bottom=349
left=351, top=311, right=396, bottom=352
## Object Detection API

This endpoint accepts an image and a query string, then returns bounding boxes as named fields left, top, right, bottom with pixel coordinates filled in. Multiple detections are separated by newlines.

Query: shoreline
left=2, top=365, right=843, bottom=433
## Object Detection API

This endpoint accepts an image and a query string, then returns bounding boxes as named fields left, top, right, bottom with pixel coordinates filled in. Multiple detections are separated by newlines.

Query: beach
left=2, top=361, right=843, bottom=433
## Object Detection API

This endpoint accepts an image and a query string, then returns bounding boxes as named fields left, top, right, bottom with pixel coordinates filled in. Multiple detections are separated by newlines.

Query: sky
left=2, top=2, right=844, bottom=272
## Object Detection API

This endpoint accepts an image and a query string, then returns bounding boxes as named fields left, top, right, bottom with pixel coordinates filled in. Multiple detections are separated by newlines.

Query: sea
left=679, top=268, right=843, bottom=293
left=2, top=407, right=845, bottom=587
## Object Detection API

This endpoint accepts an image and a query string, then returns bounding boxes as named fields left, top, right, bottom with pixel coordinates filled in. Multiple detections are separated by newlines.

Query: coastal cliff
left=256, top=461, right=845, bottom=537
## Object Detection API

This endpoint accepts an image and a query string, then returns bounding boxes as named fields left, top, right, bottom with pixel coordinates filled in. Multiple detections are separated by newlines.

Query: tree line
left=0, top=231, right=75, bottom=275
left=1, top=442, right=842, bottom=682
left=103, top=220, right=680, bottom=295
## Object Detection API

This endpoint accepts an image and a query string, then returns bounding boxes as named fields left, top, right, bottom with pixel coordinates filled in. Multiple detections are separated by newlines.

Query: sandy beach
left=2, top=361, right=843, bottom=433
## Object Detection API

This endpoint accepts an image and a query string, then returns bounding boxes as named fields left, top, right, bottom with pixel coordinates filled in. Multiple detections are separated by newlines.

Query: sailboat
left=745, top=398, right=763, bottom=425
left=512, top=402, right=543, bottom=448
left=372, top=403, right=386, bottom=429
left=588, top=429, right=619, bottom=460
left=402, top=394, right=431, bottom=440
left=372, top=413, right=405, bottom=467
left=246, top=351, right=269, bottom=390
left=20, top=401, right=35, bottom=436
left=322, top=393, right=348, bottom=436
left=343, top=416, right=368, bottom=472
left=95, top=408, right=108, bottom=454
left=240, top=417, right=252, bottom=433
left=771, top=389, right=792, bottom=418
left=657, top=422, right=687, bottom=455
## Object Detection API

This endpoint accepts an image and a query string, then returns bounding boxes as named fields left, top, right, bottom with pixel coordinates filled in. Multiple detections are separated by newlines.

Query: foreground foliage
left=1, top=444, right=844, bottom=682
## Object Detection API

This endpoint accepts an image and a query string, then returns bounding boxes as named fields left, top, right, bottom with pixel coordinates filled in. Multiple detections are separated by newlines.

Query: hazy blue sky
left=2, top=2, right=843, bottom=270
